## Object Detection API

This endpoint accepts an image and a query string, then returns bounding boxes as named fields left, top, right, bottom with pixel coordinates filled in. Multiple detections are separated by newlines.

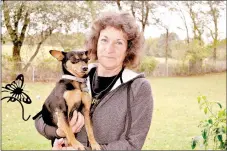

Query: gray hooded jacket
left=35, top=65, right=154, bottom=150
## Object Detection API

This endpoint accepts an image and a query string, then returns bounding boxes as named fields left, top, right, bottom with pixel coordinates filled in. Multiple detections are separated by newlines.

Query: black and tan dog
left=33, top=50, right=100, bottom=150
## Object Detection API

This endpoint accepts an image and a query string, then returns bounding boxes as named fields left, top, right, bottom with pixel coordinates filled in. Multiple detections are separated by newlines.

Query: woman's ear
left=49, top=50, right=65, bottom=61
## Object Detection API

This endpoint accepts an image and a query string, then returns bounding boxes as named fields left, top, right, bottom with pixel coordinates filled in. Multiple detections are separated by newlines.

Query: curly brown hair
left=85, top=11, right=144, bottom=68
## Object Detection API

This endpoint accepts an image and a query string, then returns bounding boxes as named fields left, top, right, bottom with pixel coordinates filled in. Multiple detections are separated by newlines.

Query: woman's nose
left=106, top=42, right=115, bottom=53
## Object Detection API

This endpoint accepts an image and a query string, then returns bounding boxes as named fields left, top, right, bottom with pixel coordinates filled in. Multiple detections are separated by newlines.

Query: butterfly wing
left=15, top=74, right=24, bottom=88
left=20, top=92, right=32, bottom=104
left=2, top=74, right=24, bottom=91
left=3, top=83, right=15, bottom=92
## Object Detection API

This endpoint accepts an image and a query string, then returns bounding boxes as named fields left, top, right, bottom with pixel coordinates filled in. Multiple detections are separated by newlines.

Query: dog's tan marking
left=75, top=54, right=80, bottom=59
left=56, top=110, right=85, bottom=150
left=82, top=53, right=87, bottom=59
left=65, top=61, right=84, bottom=78
left=81, top=92, right=101, bottom=150
left=63, top=89, right=81, bottom=117
left=72, top=81, right=80, bottom=89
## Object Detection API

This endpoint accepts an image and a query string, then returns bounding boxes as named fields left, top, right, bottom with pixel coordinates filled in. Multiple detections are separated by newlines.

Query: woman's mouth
left=103, top=56, right=115, bottom=59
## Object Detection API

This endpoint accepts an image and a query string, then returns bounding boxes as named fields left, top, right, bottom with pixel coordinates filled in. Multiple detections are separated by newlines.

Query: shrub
left=174, top=60, right=189, bottom=76
left=191, top=96, right=226, bottom=150
left=138, top=56, right=158, bottom=75
left=34, top=58, right=61, bottom=81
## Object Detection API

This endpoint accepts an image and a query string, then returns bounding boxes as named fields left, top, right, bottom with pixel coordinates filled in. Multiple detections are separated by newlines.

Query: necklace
left=91, top=69, right=119, bottom=95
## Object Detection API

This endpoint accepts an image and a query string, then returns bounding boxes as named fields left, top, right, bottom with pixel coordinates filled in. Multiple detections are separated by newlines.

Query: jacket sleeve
left=100, top=79, right=154, bottom=150
left=34, top=114, right=60, bottom=140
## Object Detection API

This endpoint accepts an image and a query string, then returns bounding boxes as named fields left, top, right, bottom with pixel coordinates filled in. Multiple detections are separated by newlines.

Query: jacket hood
left=86, top=63, right=145, bottom=95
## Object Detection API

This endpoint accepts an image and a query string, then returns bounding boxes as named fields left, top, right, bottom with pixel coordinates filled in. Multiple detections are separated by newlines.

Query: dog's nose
left=82, top=66, right=88, bottom=72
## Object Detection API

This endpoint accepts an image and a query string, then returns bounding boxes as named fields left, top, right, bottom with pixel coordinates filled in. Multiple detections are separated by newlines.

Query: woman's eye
left=101, top=38, right=107, bottom=42
left=116, top=41, right=123, bottom=45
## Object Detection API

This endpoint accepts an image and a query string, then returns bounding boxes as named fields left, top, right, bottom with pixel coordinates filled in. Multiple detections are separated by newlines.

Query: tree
left=2, top=1, right=86, bottom=74
left=3, top=1, right=30, bottom=72
left=155, top=19, right=170, bottom=76
left=171, top=1, right=190, bottom=44
left=182, top=1, right=206, bottom=74
left=205, top=1, right=226, bottom=67
left=114, top=0, right=157, bottom=32
left=80, top=1, right=104, bottom=27
left=152, top=1, right=175, bottom=76
left=185, top=1, right=205, bottom=46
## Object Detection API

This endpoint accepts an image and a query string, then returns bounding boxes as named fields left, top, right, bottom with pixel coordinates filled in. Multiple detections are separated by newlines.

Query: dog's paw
left=91, top=142, right=101, bottom=150
left=72, top=143, right=85, bottom=150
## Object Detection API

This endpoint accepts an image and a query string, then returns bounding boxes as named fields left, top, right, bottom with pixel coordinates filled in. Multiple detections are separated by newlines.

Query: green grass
left=143, top=72, right=226, bottom=150
left=1, top=72, right=226, bottom=150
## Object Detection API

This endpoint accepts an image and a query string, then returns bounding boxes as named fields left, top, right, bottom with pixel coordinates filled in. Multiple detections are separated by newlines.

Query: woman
left=35, top=11, right=154, bottom=150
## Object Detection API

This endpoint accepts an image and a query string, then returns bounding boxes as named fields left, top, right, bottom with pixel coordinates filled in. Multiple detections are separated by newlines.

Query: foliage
left=185, top=39, right=211, bottom=63
left=144, top=34, right=181, bottom=58
left=1, top=54, right=20, bottom=80
left=144, top=37, right=159, bottom=57
left=138, top=56, right=158, bottom=75
left=36, top=58, right=61, bottom=73
left=174, top=60, right=189, bottom=76
left=191, top=96, right=226, bottom=150
left=43, top=32, right=86, bottom=51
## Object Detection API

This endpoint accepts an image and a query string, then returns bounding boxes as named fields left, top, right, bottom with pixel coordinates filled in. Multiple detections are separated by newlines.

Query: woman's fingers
left=70, top=111, right=78, bottom=126
left=75, top=112, right=85, bottom=132
left=72, top=112, right=85, bottom=133
left=67, top=110, right=85, bottom=133
left=62, top=146, right=76, bottom=150
left=52, top=138, right=64, bottom=150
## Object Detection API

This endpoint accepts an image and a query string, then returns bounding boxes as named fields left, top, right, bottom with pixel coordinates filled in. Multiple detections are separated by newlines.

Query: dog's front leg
left=81, top=92, right=101, bottom=150
left=56, top=109, right=85, bottom=150
left=56, top=90, right=85, bottom=150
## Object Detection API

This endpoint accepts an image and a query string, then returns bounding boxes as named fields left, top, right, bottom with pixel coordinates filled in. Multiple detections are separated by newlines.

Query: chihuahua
left=33, top=50, right=100, bottom=150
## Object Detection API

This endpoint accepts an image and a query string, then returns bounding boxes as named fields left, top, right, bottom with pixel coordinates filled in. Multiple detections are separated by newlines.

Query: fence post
left=188, top=61, right=190, bottom=75
left=32, top=66, right=35, bottom=82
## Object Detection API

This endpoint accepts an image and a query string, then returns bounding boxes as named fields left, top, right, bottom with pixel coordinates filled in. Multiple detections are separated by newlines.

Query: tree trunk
left=213, top=13, right=218, bottom=71
left=116, top=0, right=122, bottom=10
left=165, top=29, right=169, bottom=76
left=12, top=43, right=22, bottom=71
left=213, top=47, right=217, bottom=71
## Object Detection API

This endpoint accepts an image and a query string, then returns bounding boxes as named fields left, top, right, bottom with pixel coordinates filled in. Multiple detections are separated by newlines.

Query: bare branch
left=19, top=10, right=30, bottom=44
left=3, top=1, right=18, bottom=43
left=130, top=1, right=135, bottom=18
left=116, top=0, right=122, bottom=11
left=14, top=2, right=24, bottom=33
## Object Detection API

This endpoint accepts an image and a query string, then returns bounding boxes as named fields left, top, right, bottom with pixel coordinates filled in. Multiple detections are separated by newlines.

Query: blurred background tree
left=2, top=0, right=226, bottom=80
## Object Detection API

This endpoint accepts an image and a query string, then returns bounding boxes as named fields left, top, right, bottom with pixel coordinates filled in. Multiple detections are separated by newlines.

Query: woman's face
left=97, top=26, right=127, bottom=70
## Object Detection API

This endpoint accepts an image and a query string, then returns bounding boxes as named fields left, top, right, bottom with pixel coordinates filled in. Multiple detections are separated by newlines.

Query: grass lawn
left=1, top=72, right=226, bottom=150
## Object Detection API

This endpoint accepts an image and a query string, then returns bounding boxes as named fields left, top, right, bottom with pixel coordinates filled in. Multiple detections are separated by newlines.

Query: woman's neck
left=97, top=64, right=123, bottom=77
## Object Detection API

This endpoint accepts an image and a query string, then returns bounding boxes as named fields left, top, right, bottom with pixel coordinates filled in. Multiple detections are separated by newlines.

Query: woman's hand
left=56, top=110, right=85, bottom=137
left=52, top=138, right=76, bottom=150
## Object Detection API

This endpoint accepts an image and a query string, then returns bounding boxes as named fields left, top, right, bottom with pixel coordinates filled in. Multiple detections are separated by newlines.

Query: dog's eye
left=71, top=59, right=79, bottom=64
left=83, top=59, right=89, bottom=63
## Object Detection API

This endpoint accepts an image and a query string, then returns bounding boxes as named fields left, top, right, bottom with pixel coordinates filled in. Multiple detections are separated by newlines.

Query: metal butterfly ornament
left=1, top=74, right=32, bottom=121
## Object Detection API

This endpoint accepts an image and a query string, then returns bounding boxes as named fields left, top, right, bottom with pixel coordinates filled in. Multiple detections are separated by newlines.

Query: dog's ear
left=49, top=50, right=66, bottom=61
